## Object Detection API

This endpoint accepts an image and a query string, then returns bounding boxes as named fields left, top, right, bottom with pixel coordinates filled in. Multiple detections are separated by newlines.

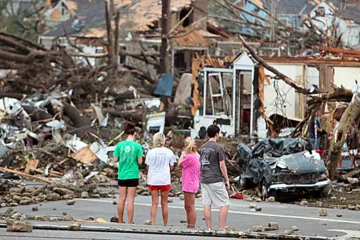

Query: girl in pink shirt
left=178, top=137, right=200, bottom=228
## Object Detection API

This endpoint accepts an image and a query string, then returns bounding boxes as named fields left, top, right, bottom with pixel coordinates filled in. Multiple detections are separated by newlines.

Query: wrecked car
left=237, top=138, right=332, bottom=200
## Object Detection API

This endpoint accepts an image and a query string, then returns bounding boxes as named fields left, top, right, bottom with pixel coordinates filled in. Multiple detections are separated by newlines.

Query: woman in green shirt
left=113, top=122, right=143, bottom=224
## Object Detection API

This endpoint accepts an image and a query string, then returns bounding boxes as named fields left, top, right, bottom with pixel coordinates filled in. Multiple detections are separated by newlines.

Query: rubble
left=319, top=209, right=328, bottom=216
left=6, top=220, right=32, bottom=232
left=66, top=200, right=76, bottom=206
left=252, top=225, right=263, bottom=232
left=81, top=192, right=90, bottom=199
left=110, top=216, right=118, bottom=223
left=268, top=222, right=279, bottom=230
left=255, top=206, right=262, bottom=212
left=68, top=223, right=81, bottom=231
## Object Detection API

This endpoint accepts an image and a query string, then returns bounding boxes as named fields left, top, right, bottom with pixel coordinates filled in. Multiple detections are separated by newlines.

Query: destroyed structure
left=0, top=0, right=360, bottom=211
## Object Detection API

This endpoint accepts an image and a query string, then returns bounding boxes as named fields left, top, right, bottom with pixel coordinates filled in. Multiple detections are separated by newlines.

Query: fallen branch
left=0, top=167, right=53, bottom=184
left=238, top=35, right=324, bottom=95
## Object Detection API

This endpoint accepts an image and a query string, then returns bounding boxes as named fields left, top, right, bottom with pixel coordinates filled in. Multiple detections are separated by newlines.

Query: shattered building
left=233, top=0, right=360, bottom=48
left=191, top=48, right=360, bottom=139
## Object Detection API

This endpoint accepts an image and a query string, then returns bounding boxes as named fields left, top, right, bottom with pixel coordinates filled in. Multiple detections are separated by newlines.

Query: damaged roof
left=44, top=0, right=191, bottom=37
left=252, top=0, right=360, bottom=23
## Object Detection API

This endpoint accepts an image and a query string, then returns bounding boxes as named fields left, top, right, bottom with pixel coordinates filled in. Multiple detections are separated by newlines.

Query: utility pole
left=160, top=0, right=170, bottom=74
left=270, top=0, right=276, bottom=41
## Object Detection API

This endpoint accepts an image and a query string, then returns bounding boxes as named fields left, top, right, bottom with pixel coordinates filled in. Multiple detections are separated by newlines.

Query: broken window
left=205, top=72, right=233, bottom=117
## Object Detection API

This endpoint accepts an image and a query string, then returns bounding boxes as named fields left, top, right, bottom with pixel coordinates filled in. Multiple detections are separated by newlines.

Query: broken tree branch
left=327, top=92, right=360, bottom=179
left=238, top=35, right=322, bottom=95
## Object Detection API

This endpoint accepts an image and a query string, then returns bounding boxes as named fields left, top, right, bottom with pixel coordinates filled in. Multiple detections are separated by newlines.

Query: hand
left=225, top=180, right=230, bottom=191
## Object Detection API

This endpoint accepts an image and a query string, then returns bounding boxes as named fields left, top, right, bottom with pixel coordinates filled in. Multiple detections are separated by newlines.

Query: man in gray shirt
left=199, top=125, right=230, bottom=231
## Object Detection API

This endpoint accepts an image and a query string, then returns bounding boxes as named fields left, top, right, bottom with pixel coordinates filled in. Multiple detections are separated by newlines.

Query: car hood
left=265, top=151, right=327, bottom=174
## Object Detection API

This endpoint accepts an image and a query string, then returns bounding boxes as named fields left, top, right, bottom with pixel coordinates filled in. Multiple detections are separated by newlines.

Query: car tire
left=320, top=183, right=332, bottom=197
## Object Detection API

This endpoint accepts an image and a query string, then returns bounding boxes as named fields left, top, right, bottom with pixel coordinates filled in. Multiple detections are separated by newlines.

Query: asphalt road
left=1, top=196, right=360, bottom=239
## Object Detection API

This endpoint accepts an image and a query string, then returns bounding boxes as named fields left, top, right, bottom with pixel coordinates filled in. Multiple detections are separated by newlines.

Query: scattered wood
left=30, top=168, right=63, bottom=178
left=24, top=160, right=40, bottom=174
left=70, top=146, right=97, bottom=165
left=0, top=167, right=53, bottom=184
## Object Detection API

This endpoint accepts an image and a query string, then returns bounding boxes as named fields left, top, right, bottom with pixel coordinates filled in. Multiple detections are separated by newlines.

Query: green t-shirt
left=113, top=140, right=143, bottom=180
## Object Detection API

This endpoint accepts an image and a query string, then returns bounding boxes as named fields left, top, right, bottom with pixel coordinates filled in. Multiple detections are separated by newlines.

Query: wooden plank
left=70, top=146, right=97, bottom=165
left=24, top=160, right=39, bottom=174
left=0, top=167, right=53, bottom=184
left=312, top=45, right=360, bottom=56
left=301, top=65, right=306, bottom=119
left=30, top=168, right=63, bottom=178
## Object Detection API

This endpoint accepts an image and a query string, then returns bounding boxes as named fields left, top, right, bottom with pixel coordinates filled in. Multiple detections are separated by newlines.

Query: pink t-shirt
left=180, top=153, right=200, bottom=193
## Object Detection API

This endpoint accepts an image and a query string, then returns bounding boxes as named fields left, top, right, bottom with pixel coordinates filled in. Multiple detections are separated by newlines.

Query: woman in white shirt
left=145, top=132, right=175, bottom=226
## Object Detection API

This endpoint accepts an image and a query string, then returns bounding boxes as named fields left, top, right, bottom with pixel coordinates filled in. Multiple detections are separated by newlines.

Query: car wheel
left=320, top=183, right=332, bottom=197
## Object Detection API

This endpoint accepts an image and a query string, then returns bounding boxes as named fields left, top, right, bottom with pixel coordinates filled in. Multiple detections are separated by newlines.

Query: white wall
left=263, top=64, right=303, bottom=119
left=334, top=67, right=360, bottom=90
left=306, top=66, right=320, bottom=88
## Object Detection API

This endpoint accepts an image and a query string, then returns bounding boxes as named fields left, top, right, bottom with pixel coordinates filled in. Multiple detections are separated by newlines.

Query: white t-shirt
left=145, top=147, right=176, bottom=186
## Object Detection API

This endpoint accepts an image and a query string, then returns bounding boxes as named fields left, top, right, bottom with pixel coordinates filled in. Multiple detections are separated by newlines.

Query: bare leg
left=203, top=205, right=212, bottom=230
left=150, top=190, right=159, bottom=225
left=117, top=186, right=127, bottom=223
left=127, top=187, right=137, bottom=224
left=219, top=205, right=229, bottom=230
left=184, top=192, right=196, bottom=228
left=160, top=190, right=169, bottom=226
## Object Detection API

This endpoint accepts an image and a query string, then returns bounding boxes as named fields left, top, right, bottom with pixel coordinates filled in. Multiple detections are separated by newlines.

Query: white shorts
left=201, top=182, right=230, bottom=207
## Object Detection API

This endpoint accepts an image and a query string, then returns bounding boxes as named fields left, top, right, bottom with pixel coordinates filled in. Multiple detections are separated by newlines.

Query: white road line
left=78, top=199, right=360, bottom=225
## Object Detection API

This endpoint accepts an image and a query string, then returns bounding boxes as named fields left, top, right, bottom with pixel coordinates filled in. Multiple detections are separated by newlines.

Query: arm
left=113, top=145, right=120, bottom=163
left=137, top=144, right=144, bottom=165
left=219, top=160, right=230, bottom=191
left=137, top=157, right=143, bottom=165
left=177, top=151, right=185, bottom=168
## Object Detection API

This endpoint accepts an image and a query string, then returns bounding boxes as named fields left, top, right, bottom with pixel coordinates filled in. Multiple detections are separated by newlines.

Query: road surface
left=1, top=195, right=359, bottom=239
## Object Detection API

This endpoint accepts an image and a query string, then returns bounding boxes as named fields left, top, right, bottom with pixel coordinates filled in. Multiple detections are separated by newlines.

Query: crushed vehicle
left=237, top=138, right=332, bottom=200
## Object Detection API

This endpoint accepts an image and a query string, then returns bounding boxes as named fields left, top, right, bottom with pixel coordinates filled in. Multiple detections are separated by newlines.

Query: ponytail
left=184, top=137, right=197, bottom=154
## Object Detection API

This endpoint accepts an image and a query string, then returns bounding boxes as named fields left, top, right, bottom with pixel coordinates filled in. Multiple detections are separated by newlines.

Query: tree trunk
left=160, top=0, right=170, bottom=74
left=63, top=103, right=91, bottom=128
left=105, top=0, right=114, bottom=66
left=114, top=10, right=120, bottom=67
left=327, top=92, right=360, bottom=179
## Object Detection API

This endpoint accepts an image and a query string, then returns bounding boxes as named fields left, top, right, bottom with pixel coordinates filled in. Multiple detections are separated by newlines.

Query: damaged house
left=191, top=48, right=360, bottom=139
left=38, top=0, right=235, bottom=74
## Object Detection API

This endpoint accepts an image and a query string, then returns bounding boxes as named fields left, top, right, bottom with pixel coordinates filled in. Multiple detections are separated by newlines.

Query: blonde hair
left=184, top=137, right=197, bottom=154
left=153, top=132, right=166, bottom=147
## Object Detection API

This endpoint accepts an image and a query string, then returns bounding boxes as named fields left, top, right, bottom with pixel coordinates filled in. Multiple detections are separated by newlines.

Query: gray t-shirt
left=199, top=141, right=226, bottom=184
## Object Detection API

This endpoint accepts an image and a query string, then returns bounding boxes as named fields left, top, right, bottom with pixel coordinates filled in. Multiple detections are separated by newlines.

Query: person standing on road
left=178, top=137, right=200, bottom=228
left=113, top=122, right=143, bottom=224
left=145, top=132, right=176, bottom=226
left=310, top=110, right=322, bottom=150
left=199, top=125, right=230, bottom=231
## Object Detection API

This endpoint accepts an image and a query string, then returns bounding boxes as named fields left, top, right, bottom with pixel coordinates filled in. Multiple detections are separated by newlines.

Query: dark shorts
left=118, top=178, right=139, bottom=187
left=148, top=184, right=171, bottom=191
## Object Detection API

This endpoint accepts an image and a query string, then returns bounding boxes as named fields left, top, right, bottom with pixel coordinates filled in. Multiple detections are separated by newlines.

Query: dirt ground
left=306, top=188, right=360, bottom=210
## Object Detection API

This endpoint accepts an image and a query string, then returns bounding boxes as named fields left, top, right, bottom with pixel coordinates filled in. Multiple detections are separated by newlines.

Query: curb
left=0, top=222, right=335, bottom=240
